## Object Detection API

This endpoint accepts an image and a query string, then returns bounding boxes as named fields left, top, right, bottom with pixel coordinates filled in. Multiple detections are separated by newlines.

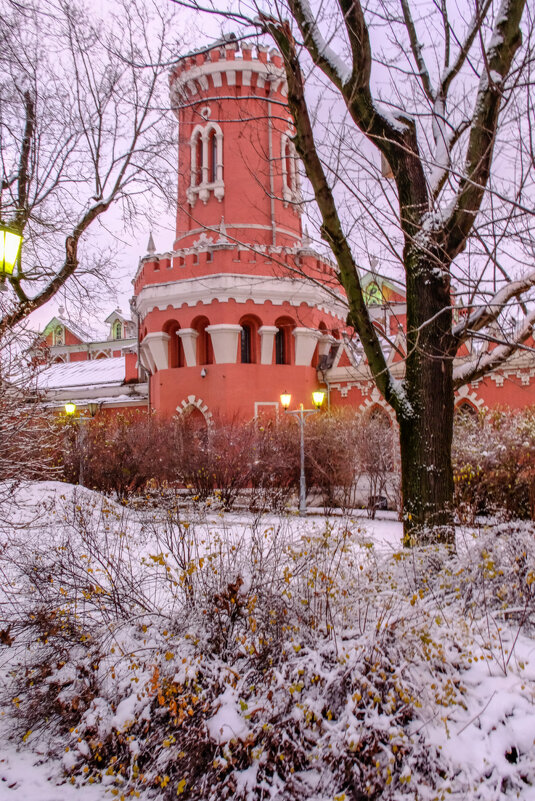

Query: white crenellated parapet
left=293, top=327, right=322, bottom=366
left=206, top=324, right=242, bottom=363
left=178, top=328, right=199, bottom=367
left=141, top=332, right=170, bottom=372
left=258, top=325, right=278, bottom=365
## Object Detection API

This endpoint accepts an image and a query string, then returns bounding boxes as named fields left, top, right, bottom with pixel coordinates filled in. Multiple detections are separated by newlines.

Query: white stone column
left=178, top=328, right=199, bottom=367
left=293, top=327, right=321, bottom=366
left=318, top=334, right=332, bottom=358
left=258, top=325, right=278, bottom=365
left=139, top=341, right=156, bottom=375
left=141, top=332, right=170, bottom=372
left=205, top=324, right=242, bottom=364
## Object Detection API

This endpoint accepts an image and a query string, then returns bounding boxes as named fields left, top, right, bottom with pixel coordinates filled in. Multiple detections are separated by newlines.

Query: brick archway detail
left=175, top=394, right=213, bottom=425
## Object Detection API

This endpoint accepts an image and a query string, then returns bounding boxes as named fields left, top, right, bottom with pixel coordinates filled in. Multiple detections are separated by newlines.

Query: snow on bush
left=453, top=408, right=535, bottom=522
left=0, top=484, right=534, bottom=800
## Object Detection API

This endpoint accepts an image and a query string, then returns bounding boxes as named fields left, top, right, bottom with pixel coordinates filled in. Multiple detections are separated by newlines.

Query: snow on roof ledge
left=36, top=357, right=127, bottom=390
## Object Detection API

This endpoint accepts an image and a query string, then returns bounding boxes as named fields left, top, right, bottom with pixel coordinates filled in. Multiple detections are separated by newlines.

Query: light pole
left=0, top=226, right=22, bottom=292
left=280, top=390, right=325, bottom=515
left=64, top=401, right=101, bottom=486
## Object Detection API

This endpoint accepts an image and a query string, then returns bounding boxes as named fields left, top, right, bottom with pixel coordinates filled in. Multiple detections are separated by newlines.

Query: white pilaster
left=259, top=325, right=278, bottom=365
left=293, top=327, right=321, bottom=366
left=178, top=328, right=199, bottom=367
left=141, top=332, right=171, bottom=372
left=318, top=334, right=332, bottom=358
left=205, top=324, right=242, bottom=364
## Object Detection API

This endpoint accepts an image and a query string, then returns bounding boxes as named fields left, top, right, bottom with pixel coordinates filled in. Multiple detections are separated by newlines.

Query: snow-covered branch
left=453, top=308, right=535, bottom=387
left=453, top=269, right=535, bottom=343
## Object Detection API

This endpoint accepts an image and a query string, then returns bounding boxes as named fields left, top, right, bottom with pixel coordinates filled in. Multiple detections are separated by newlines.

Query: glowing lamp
left=64, top=401, right=76, bottom=416
left=0, top=227, right=22, bottom=290
left=312, top=390, right=325, bottom=409
left=280, top=391, right=291, bottom=410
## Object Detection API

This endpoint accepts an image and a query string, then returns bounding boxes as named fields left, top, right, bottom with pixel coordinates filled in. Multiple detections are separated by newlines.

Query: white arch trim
left=176, top=394, right=213, bottom=424
left=188, top=122, right=224, bottom=206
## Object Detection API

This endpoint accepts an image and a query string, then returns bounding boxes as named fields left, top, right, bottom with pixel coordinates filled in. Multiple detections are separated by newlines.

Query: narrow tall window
left=194, top=133, right=202, bottom=186
left=114, top=320, right=122, bottom=340
left=196, top=319, right=213, bottom=366
left=284, top=143, right=293, bottom=192
left=209, top=129, right=217, bottom=183
left=275, top=328, right=286, bottom=365
left=241, top=325, right=251, bottom=364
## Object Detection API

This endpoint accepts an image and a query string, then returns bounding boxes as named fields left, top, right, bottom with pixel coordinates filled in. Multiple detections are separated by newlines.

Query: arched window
left=239, top=316, right=260, bottom=364
left=241, top=324, right=252, bottom=364
left=369, top=405, right=392, bottom=428
left=368, top=405, right=394, bottom=471
left=113, top=320, right=123, bottom=340
left=193, top=316, right=213, bottom=366
left=54, top=325, right=64, bottom=346
left=192, top=130, right=203, bottom=187
left=188, top=123, right=224, bottom=206
left=275, top=328, right=286, bottom=365
left=208, top=129, right=217, bottom=183
left=281, top=133, right=299, bottom=204
left=164, top=321, right=184, bottom=369
left=275, top=318, right=295, bottom=365
left=456, top=401, right=477, bottom=417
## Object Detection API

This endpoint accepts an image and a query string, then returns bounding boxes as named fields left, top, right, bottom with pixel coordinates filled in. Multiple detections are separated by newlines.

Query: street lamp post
left=280, top=390, right=325, bottom=515
left=64, top=402, right=101, bottom=486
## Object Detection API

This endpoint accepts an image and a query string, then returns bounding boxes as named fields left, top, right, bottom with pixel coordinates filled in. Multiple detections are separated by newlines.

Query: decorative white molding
left=141, top=332, right=170, bottom=372
left=187, top=122, right=224, bottom=207
left=176, top=395, right=213, bottom=425
left=254, top=401, right=279, bottom=419
left=357, top=388, right=398, bottom=425
left=259, top=325, right=278, bottom=365
left=205, top=324, right=242, bottom=364
left=170, top=59, right=287, bottom=113
left=318, top=334, right=332, bottom=358
left=136, top=274, right=348, bottom=320
left=456, top=384, right=485, bottom=409
left=293, top=327, right=321, bottom=366
left=281, top=132, right=301, bottom=207
left=177, top=328, right=199, bottom=367
left=140, top=341, right=156, bottom=375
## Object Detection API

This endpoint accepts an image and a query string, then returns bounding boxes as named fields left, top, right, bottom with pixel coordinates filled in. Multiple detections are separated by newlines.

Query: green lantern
left=364, top=281, right=382, bottom=305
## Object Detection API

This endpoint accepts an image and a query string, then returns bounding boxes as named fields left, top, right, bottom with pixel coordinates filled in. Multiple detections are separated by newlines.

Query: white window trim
left=281, top=132, right=301, bottom=206
left=187, top=122, right=225, bottom=206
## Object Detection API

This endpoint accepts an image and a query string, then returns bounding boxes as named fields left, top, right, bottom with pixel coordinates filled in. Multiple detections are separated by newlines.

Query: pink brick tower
left=133, top=37, right=347, bottom=422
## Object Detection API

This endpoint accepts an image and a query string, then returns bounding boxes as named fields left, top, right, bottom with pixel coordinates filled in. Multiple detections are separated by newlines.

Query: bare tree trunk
left=400, top=255, right=455, bottom=544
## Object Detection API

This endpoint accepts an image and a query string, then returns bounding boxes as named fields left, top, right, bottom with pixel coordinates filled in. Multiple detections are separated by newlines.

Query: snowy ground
left=0, top=482, right=534, bottom=800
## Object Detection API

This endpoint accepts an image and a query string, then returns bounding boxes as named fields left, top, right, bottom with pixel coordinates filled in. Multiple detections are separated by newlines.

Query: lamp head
left=280, top=391, right=291, bottom=410
left=312, top=390, right=325, bottom=409
left=64, top=401, right=76, bottom=416
left=0, top=228, right=22, bottom=278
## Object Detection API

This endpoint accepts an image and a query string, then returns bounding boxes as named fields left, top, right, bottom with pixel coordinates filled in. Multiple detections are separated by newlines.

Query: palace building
left=37, top=37, right=535, bottom=422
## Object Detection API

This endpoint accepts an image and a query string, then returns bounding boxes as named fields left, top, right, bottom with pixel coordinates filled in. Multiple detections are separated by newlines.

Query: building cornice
left=136, top=273, right=347, bottom=321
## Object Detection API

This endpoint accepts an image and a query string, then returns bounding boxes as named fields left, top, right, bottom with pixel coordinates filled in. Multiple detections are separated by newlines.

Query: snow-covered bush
left=453, top=408, right=535, bottom=522
left=1, top=486, right=535, bottom=799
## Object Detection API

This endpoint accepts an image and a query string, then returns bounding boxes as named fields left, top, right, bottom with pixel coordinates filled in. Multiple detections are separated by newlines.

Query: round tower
left=133, top=37, right=348, bottom=422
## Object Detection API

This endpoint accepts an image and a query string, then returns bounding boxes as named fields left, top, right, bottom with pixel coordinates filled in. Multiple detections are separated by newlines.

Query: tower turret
left=133, top=38, right=347, bottom=422
left=170, top=37, right=302, bottom=252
